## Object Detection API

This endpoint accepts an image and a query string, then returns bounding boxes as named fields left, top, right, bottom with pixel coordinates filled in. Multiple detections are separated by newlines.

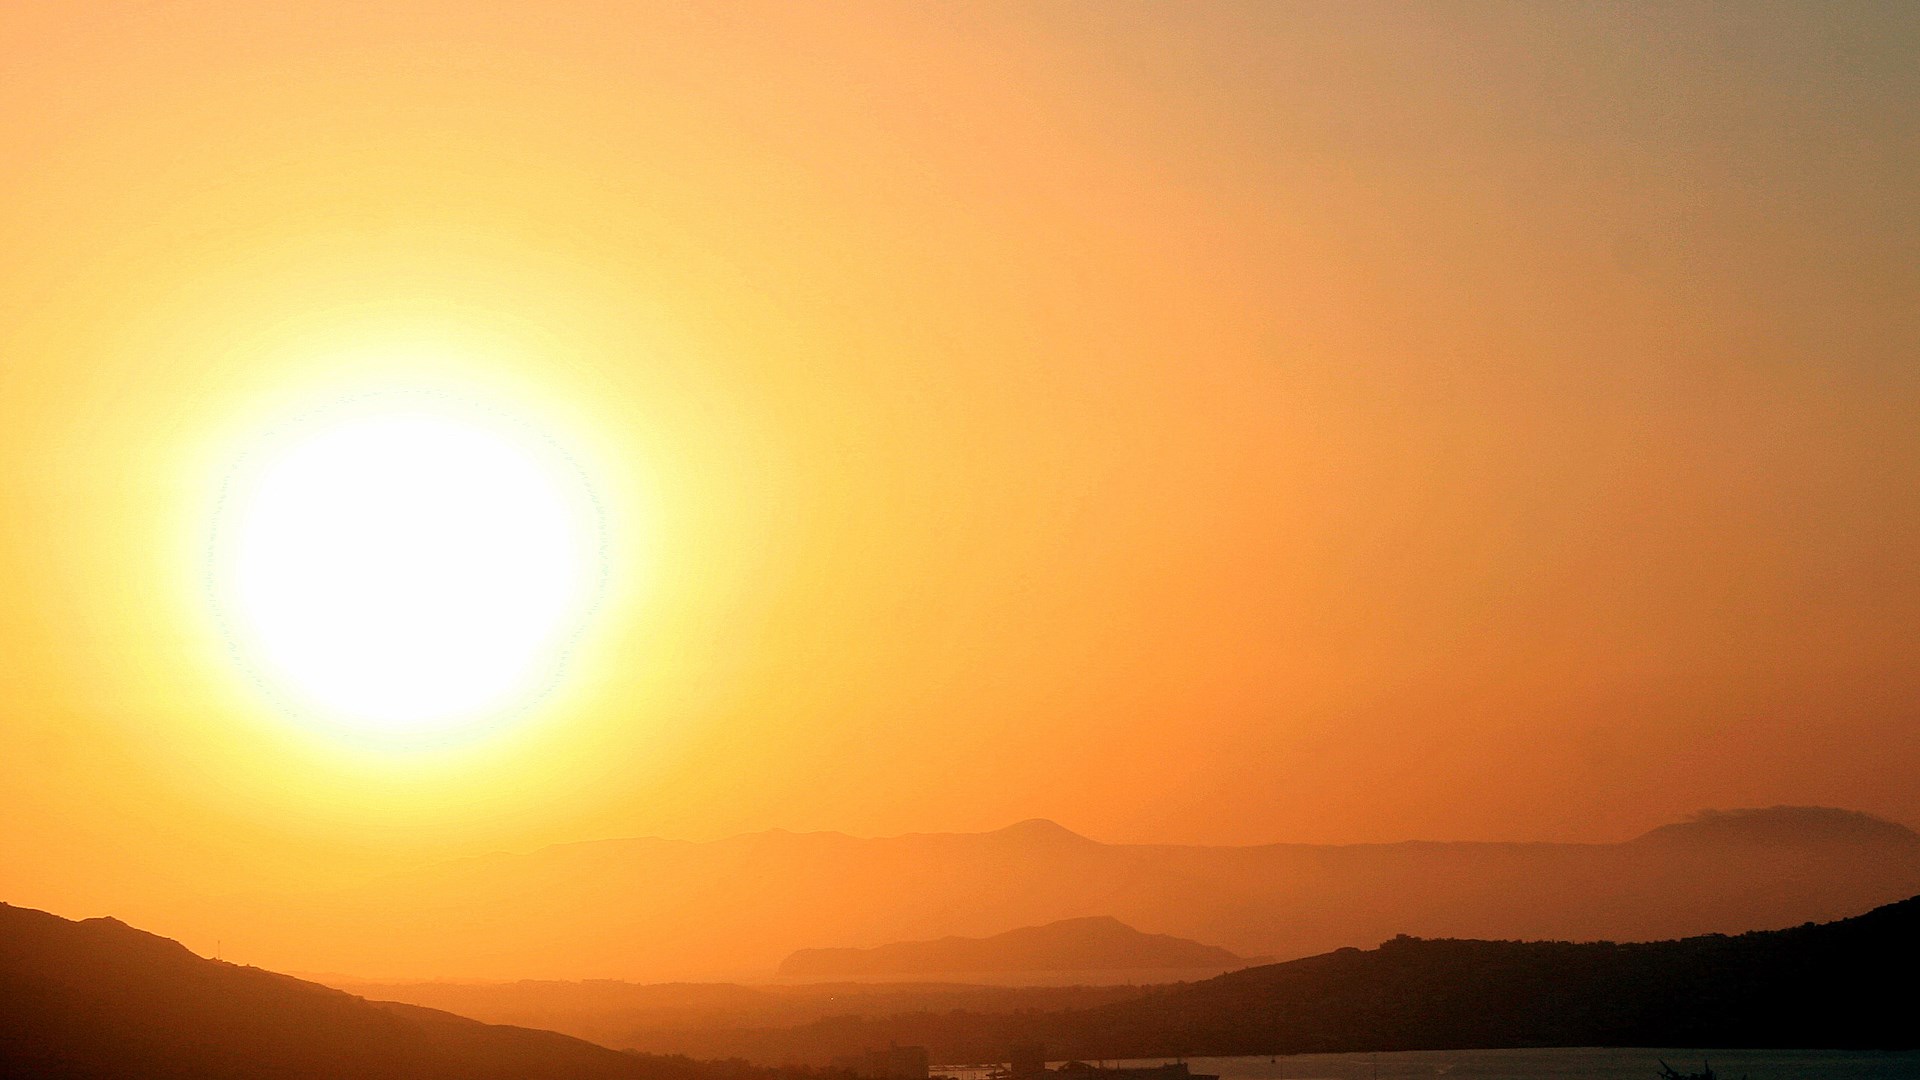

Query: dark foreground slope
left=778, top=916, right=1246, bottom=979
left=0, top=902, right=776, bottom=1080
left=582, top=896, right=1920, bottom=1064
left=1055, top=893, right=1920, bottom=1057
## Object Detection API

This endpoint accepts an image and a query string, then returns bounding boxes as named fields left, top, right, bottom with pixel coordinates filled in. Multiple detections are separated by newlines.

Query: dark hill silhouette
left=777, top=917, right=1246, bottom=979
left=601, top=895, right=1920, bottom=1064
left=0, top=902, right=795, bottom=1080
left=1044, top=893, right=1920, bottom=1057
left=1632, top=806, right=1920, bottom=849
left=178, top=805, right=1920, bottom=981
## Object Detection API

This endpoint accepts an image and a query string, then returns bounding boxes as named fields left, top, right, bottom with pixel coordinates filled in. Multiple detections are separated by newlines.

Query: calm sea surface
left=939, top=1052, right=1920, bottom=1080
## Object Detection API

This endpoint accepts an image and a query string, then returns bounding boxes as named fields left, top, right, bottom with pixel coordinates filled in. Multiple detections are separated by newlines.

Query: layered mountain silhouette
left=178, top=806, right=1920, bottom=981
left=1050, top=892, right=1920, bottom=1056
left=0, top=902, right=762, bottom=1080
left=344, top=894, right=1920, bottom=1065
left=777, top=916, right=1247, bottom=979
left=903, top=891, right=1920, bottom=1060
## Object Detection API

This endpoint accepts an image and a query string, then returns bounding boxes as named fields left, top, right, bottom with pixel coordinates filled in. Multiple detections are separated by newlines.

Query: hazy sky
left=2, top=2, right=1917, bottom=914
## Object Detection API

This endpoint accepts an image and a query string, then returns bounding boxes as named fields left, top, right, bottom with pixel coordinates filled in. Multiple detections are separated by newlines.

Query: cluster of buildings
left=837, top=1046, right=932, bottom=1080
left=837, top=1043, right=1214, bottom=1080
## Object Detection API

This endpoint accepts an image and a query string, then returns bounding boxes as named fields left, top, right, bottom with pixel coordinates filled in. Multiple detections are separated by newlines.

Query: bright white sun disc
left=214, top=401, right=602, bottom=737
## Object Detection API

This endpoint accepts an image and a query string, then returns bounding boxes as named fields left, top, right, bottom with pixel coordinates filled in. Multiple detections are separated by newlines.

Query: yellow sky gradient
left=2, top=2, right=1917, bottom=920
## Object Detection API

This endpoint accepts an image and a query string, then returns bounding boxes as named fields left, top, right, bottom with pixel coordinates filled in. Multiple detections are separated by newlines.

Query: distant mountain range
left=0, top=902, right=777, bottom=1080
left=777, top=916, right=1248, bottom=980
left=184, top=805, right=1920, bottom=981
left=8, top=894, right=1917, bottom=1074
left=913, top=891, right=1920, bottom=1061
left=345, top=894, right=1920, bottom=1065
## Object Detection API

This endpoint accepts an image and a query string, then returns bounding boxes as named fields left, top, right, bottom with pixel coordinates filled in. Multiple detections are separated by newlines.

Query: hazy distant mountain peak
left=778, top=914, right=1243, bottom=979
left=990, top=818, right=1095, bottom=844
left=1050, top=914, right=1130, bottom=929
left=1633, top=806, right=1920, bottom=847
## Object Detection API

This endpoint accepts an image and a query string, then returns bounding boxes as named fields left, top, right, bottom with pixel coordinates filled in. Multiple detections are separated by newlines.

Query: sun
left=210, top=395, right=603, bottom=741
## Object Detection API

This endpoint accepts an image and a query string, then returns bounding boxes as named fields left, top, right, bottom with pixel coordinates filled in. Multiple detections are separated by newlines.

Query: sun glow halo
left=212, top=397, right=603, bottom=740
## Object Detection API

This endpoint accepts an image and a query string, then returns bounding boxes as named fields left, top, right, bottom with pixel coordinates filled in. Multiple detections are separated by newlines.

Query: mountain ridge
left=1631, top=805, right=1920, bottom=848
left=343, top=894, right=1920, bottom=1064
left=162, top=805, right=1920, bottom=982
left=1038, top=891, right=1920, bottom=1057
left=0, top=901, right=766, bottom=1080
left=777, top=915, right=1245, bottom=979
left=508, top=806, right=1920, bottom=860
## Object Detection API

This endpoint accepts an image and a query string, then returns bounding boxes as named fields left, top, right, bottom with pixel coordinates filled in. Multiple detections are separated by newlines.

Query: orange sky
left=2, top=2, right=1917, bottom=918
